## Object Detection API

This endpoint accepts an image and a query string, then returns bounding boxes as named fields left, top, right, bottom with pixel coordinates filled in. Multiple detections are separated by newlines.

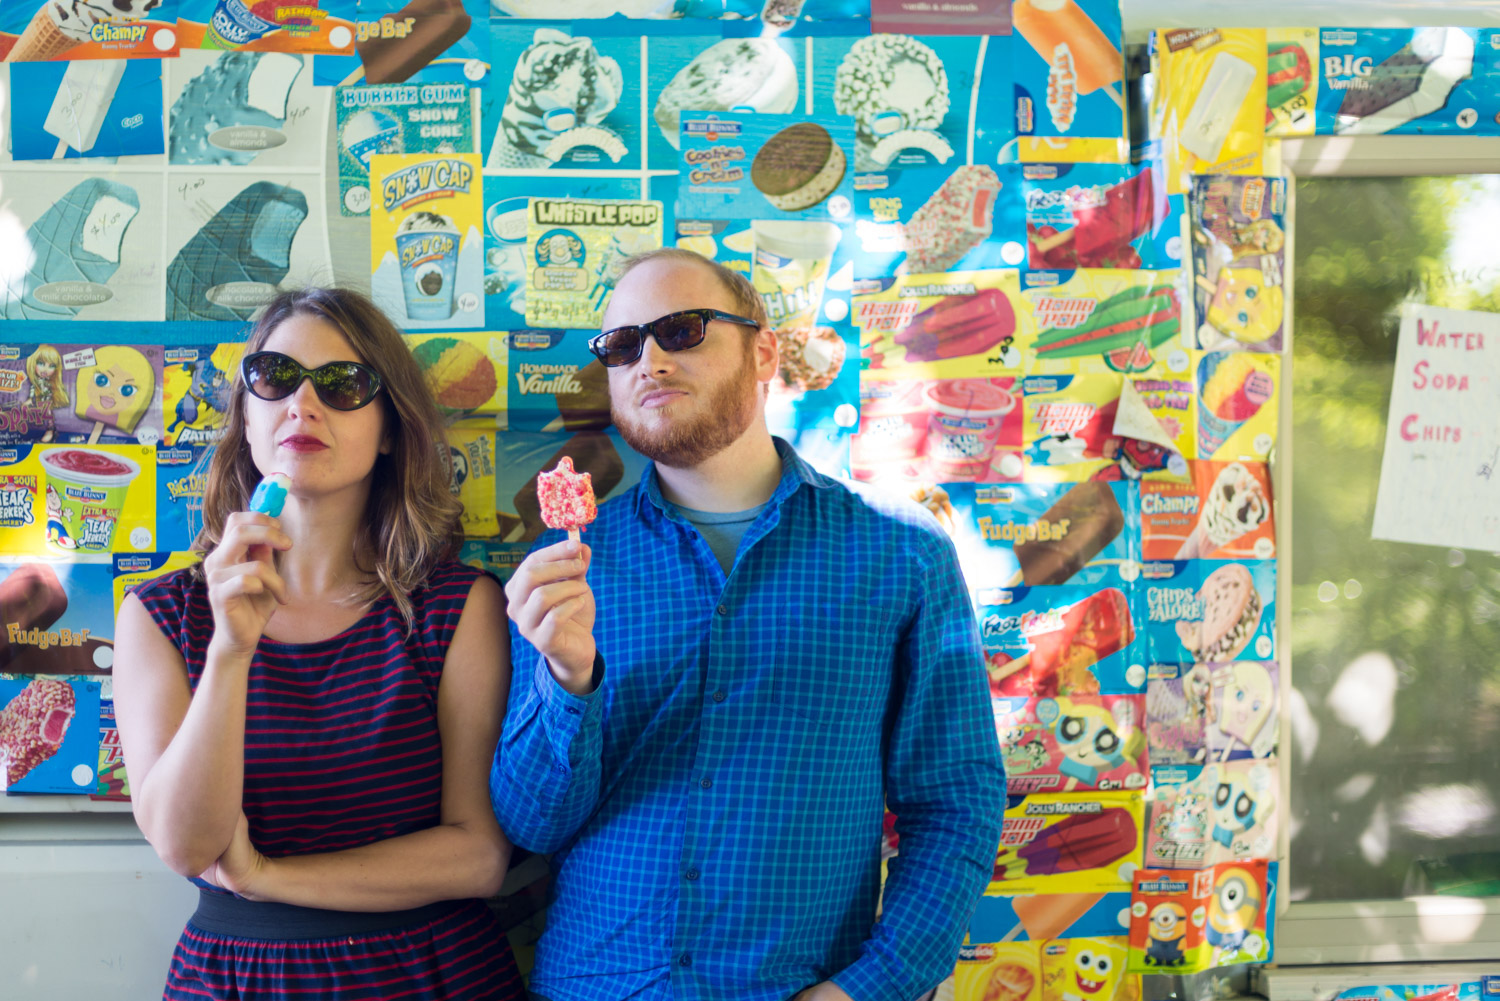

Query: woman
left=24, top=344, right=67, bottom=442
left=114, top=287, right=522, bottom=1000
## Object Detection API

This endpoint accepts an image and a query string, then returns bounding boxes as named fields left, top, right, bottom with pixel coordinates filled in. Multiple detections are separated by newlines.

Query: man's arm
left=489, top=538, right=607, bottom=854
left=831, top=530, right=1007, bottom=1001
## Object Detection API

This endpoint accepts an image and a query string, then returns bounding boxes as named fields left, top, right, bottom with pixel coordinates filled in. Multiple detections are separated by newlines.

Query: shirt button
left=684, top=868, right=699, bottom=881
left=712, top=690, right=726, bottom=703
left=678, top=954, right=693, bottom=967
left=716, top=603, right=728, bottom=616
left=700, top=777, right=712, bottom=789
left=564, top=706, right=580, bottom=715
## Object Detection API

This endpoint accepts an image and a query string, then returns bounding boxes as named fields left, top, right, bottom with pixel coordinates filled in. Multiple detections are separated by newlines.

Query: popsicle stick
left=1102, top=83, right=1124, bottom=109
left=87, top=421, right=104, bottom=445
left=338, top=66, right=367, bottom=87
left=988, top=653, right=1032, bottom=685
left=53, top=137, right=70, bottom=160
left=567, top=528, right=580, bottom=545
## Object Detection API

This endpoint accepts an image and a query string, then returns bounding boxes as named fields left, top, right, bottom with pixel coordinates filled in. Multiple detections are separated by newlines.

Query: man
left=491, top=248, right=1005, bottom=1001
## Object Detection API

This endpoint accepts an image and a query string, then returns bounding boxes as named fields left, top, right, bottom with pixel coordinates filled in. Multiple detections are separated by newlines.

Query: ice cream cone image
left=8, top=4, right=82, bottom=61
left=1198, top=353, right=1273, bottom=456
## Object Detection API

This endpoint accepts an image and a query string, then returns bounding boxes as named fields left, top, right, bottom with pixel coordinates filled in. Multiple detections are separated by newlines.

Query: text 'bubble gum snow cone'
left=395, top=211, right=460, bottom=320
left=1198, top=353, right=1273, bottom=455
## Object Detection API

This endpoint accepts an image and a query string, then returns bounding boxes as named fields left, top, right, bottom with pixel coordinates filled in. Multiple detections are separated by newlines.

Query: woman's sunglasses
left=586, top=308, right=762, bottom=368
left=240, top=351, right=383, bottom=412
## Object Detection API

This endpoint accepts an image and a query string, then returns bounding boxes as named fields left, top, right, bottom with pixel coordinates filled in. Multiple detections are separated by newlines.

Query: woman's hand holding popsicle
left=204, top=495, right=292, bottom=658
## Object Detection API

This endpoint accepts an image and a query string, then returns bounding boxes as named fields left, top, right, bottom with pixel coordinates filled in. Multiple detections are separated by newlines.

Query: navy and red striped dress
left=136, top=561, right=523, bottom=1001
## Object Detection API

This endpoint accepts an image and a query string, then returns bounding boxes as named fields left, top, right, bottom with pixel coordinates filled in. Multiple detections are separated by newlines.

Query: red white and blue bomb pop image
left=249, top=473, right=292, bottom=518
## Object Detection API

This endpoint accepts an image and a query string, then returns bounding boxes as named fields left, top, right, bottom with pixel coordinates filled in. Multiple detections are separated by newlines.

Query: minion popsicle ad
left=370, top=153, right=484, bottom=329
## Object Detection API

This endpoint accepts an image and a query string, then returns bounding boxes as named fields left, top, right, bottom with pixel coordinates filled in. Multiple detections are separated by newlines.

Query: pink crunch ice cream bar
left=537, top=455, right=597, bottom=533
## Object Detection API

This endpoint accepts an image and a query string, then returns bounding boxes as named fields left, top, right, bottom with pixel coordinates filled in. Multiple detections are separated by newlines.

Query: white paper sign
left=1372, top=303, right=1500, bottom=550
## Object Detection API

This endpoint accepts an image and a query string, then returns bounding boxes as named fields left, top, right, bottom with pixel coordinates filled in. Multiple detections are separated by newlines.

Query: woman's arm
left=114, top=594, right=255, bottom=877
left=213, top=574, right=514, bottom=910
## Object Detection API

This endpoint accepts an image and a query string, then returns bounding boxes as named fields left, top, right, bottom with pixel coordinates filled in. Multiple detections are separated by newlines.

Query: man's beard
left=611, top=341, right=760, bottom=469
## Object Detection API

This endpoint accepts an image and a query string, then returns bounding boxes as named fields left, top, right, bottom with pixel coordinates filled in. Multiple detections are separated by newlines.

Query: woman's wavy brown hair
left=192, top=287, right=462, bottom=632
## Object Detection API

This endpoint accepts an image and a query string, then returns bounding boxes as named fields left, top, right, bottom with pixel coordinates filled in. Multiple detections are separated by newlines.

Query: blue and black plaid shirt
left=490, top=438, right=1005, bottom=1001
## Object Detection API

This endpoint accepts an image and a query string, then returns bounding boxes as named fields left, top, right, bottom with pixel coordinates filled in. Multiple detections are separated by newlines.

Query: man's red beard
left=611, top=338, right=760, bottom=469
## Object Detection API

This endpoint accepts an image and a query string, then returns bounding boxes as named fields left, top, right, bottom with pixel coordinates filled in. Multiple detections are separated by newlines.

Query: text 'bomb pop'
left=537, top=456, right=597, bottom=542
left=249, top=473, right=291, bottom=518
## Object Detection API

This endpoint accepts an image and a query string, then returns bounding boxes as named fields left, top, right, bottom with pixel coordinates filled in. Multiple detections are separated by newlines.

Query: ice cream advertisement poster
left=524, top=198, right=663, bottom=330
left=503, top=330, right=611, bottom=433
left=0, top=443, right=157, bottom=556
left=1021, top=367, right=1195, bottom=483
left=404, top=332, right=506, bottom=422
left=343, top=0, right=488, bottom=86
left=337, top=81, right=474, bottom=215
left=487, top=24, right=639, bottom=171
left=967, top=889, right=1133, bottom=945
left=852, top=376, right=1023, bottom=487
left=446, top=427, right=498, bottom=538
left=93, top=677, right=129, bottom=800
left=1189, top=175, right=1286, bottom=353
left=1264, top=28, right=1319, bottom=137
left=944, top=480, right=1140, bottom=592
left=869, top=0, right=1009, bottom=36
left=1022, top=269, right=1187, bottom=374
left=1023, top=165, right=1175, bottom=271
left=855, top=270, right=1029, bottom=381
left=854, top=164, right=1026, bottom=281
left=8, top=58, right=164, bottom=160
left=0, top=343, right=164, bottom=447
left=994, top=693, right=1147, bottom=794
left=953, top=937, right=1139, bottom=1001
left=369, top=153, right=483, bottom=330
left=1138, top=559, right=1276, bottom=667
left=1195, top=351, right=1279, bottom=461
left=976, top=584, right=1142, bottom=698
left=165, top=174, right=328, bottom=323
left=494, top=429, right=649, bottom=545
left=176, top=0, right=356, bottom=54
left=1009, top=0, right=1125, bottom=141
left=166, top=51, right=320, bottom=169
left=1307, top=28, right=1500, bottom=137
left=1146, top=661, right=1279, bottom=765
left=1334, top=984, right=1488, bottom=1001
left=1141, top=460, right=1275, bottom=561
left=1127, top=860, right=1276, bottom=973
left=1145, top=760, right=1278, bottom=870
left=0, top=558, right=117, bottom=676
left=162, top=344, right=242, bottom=447
left=154, top=444, right=212, bottom=553
left=0, top=0, right=177, bottom=61
left=991, top=790, right=1145, bottom=895
left=1150, top=29, right=1267, bottom=194
left=809, top=34, right=980, bottom=174
left=644, top=34, right=802, bottom=175
left=0, top=171, right=165, bottom=322
left=676, top=112, right=855, bottom=225
left=110, top=551, right=201, bottom=619
left=0, top=674, right=102, bottom=795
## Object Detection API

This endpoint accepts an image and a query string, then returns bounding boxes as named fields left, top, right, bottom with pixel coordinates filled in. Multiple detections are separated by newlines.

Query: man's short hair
left=615, top=247, right=769, bottom=330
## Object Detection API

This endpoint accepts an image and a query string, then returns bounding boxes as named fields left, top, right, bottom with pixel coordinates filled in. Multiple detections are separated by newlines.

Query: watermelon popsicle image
left=892, top=288, right=1016, bottom=363
left=1035, top=285, right=1180, bottom=369
left=1266, top=40, right=1312, bottom=121
left=1198, top=353, right=1274, bottom=456
left=536, top=455, right=598, bottom=544
left=995, top=806, right=1138, bottom=880
left=1029, top=169, right=1156, bottom=269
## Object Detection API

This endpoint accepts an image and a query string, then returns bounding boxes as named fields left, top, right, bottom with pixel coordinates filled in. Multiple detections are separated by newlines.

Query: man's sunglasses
left=240, top=351, right=383, bottom=412
left=587, top=308, right=761, bottom=368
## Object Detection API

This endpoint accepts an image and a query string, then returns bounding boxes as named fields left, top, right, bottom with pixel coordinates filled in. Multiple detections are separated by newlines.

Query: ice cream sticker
left=8, top=58, right=166, bottom=160
left=369, top=153, right=483, bottom=329
left=524, top=198, right=663, bottom=330
left=0, top=443, right=157, bottom=556
left=853, top=377, right=1023, bottom=486
left=1139, top=559, right=1276, bottom=667
left=1141, top=460, right=1274, bottom=561
left=168, top=51, right=316, bottom=168
left=0, top=344, right=164, bottom=447
left=0, top=0, right=177, bottom=61
left=1190, top=176, right=1287, bottom=353
left=337, top=81, right=474, bottom=215
left=1151, top=29, right=1267, bottom=194
left=991, top=789, right=1145, bottom=895
left=978, top=584, right=1142, bottom=698
left=1128, top=860, right=1276, bottom=972
left=0, top=675, right=102, bottom=795
left=677, top=112, right=855, bottom=224
left=854, top=270, right=1027, bottom=380
left=1011, top=0, right=1125, bottom=140
left=176, top=0, right=356, bottom=54
left=0, top=559, right=117, bottom=676
left=1196, top=351, right=1278, bottom=461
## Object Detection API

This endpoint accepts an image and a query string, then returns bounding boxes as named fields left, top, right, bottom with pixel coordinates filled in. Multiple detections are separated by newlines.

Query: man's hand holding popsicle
left=506, top=457, right=599, bottom=696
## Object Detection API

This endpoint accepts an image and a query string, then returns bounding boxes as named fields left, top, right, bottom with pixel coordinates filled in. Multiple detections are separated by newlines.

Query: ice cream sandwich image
left=654, top=38, right=797, bottom=151
left=357, top=0, right=471, bottom=85
left=1335, top=27, right=1475, bottom=135
left=1176, top=563, right=1262, bottom=664
left=752, top=123, right=846, bottom=212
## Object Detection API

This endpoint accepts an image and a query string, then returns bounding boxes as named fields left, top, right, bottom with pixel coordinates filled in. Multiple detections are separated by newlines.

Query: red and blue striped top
left=137, top=560, right=521, bottom=1000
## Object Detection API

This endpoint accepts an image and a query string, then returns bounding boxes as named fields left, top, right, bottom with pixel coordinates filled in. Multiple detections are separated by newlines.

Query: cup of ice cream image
left=39, top=448, right=140, bottom=554
left=852, top=380, right=929, bottom=473
left=924, top=379, right=1016, bottom=480
left=395, top=211, right=460, bottom=321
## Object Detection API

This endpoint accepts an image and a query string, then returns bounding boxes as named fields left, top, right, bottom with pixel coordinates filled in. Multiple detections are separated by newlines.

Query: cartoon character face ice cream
left=1146, top=902, right=1187, bottom=966
left=1205, top=865, right=1263, bottom=957
left=1214, top=662, right=1273, bottom=751
left=74, top=345, right=154, bottom=436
